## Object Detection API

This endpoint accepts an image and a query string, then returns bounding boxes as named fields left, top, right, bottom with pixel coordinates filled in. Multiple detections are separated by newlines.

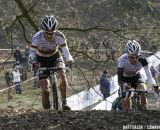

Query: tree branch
left=59, top=25, right=160, bottom=32
left=14, top=0, right=39, bottom=32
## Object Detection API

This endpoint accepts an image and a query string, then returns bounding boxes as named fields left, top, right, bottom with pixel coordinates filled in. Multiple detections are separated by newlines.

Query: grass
left=0, top=53, right=101, bottom=110
left=0, top=65, right=98, bottom=110
left=0, top=83, right=42, bottom=110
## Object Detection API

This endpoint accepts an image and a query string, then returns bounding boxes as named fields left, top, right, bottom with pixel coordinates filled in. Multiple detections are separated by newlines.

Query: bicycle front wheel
left=52, top=82, right=59, bottom=110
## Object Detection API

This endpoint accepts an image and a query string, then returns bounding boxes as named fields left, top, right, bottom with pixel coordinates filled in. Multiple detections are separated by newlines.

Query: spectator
left=21, top=66, right=27, bottom=81
left=13, top=61, right=24, bottom=80
left=12, top=66, right=22, bottom=94
left=90, top=33, right=100, bottom=59
left=99, top=70, right=111, bottom=100
left=13, top=46, right=22, bottom=62
left=102, top=34, right=116, bottom=61
left=13, top=60, right=20, bottom=69
left=150, top=65, right=159, bottom=85
left=24, top=45, right=30, bottom=70
left=102, top=35, right=110, bottom=49
left=4, top=70, right=13, bottom=100
left=24, top=45, right=29, bottom=60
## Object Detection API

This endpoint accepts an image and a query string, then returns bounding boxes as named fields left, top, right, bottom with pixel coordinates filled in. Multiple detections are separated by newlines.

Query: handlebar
left=128, top=88, right=147, bottom=93
left=38, top=67, right=71, bottom=72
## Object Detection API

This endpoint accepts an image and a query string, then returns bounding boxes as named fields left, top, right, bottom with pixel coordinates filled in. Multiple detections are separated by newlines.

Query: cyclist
left=116, top=40, right=158, bottom=111
left=28, top=15, right=74, bottom=110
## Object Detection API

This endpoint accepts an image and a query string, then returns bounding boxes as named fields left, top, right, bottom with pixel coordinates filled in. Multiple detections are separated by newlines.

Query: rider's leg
left=137, top=83, right=148, bottom=109
left=39, top=78, right=50, bottom=109
left=56, top=61, right=71, bottom=110
left=121, top=84, right=132, bottom=111
left=59, top=69, right=71, bottom=110
left=59, top=70, right=67, bottom=99
left=122, top=97, right=132, bottom=111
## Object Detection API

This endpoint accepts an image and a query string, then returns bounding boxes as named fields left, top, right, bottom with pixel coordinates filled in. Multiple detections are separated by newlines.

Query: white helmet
left=125, top=40, right=141, bottom=55
left=41, top=15, right=58, bottom=32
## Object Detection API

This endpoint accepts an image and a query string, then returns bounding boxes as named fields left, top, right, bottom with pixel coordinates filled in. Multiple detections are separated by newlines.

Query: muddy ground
left=0, top=109, right=160, bottom=130
left=0, top=91, right=160, bottom=130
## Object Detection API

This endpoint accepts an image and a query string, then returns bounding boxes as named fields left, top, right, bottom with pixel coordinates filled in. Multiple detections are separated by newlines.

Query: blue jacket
left=100, top=74, right=111, bottom=94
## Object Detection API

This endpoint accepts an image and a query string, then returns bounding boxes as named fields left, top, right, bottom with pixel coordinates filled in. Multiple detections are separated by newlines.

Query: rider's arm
left=56, top=31, right=73, bottom=61
left=29, top=33, right=39, bottom=55
left=117, top=67, right=124, bottom=86
left=138, top=57, right=157, bottom=86
left=144, top=65, right=157, bottom=86
left=117, top=55, right=126, bottom=87
left=28, top=34, right=38, bottom=65
left=61, top=46, right=73, bottom=61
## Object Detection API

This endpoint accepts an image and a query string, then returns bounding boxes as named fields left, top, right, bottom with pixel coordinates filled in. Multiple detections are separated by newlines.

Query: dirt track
left=0, top=109, right=160, bottom=130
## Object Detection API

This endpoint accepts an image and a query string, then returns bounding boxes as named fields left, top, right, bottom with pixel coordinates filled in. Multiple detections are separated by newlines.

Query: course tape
left=0, top=77, right=36, bottom=93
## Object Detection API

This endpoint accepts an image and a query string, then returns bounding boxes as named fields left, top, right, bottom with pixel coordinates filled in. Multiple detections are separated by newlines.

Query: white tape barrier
left=67, top=85, right=102, bottom=110
left=92, top=92, right=119, bottom=110
left=67, top=75, right=120, bottom=110
left=0, top=49, right=25, bottom=51
left=91, top=51, right=160, bottom=110
left=0, top=60, right=14, bottom=63
left=0, top=77, right=36, bottom=93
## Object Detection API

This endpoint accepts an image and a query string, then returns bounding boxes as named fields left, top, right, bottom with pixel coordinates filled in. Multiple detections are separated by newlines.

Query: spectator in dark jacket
left=100, top=70, right=111, bottom=100
left=13, top=47, right=22, bottom=62
left=24, top=45, right=29, bottom=60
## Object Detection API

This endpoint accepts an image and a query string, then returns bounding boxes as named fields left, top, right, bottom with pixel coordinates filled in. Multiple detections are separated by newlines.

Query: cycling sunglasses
left=129, top=55, right=139, bottom=60
left=45, top=31, right=55, bottom=35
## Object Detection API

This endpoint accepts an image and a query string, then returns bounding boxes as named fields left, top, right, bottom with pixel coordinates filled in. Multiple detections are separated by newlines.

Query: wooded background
left=0, top=0, right=160, bottom=90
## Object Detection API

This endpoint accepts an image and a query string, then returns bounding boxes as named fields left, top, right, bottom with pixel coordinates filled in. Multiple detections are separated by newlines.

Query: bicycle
left=37, top=67, right=70, bottom=110
left=111, top=88, right=148, bottom=112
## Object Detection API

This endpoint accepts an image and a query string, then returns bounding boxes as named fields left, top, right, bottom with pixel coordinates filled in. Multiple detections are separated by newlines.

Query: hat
left=103, top=70, right=108, bottom=74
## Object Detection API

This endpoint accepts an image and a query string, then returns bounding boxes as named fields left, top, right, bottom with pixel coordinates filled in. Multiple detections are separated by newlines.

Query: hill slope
left=0, top=109, right=160, bottom=130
